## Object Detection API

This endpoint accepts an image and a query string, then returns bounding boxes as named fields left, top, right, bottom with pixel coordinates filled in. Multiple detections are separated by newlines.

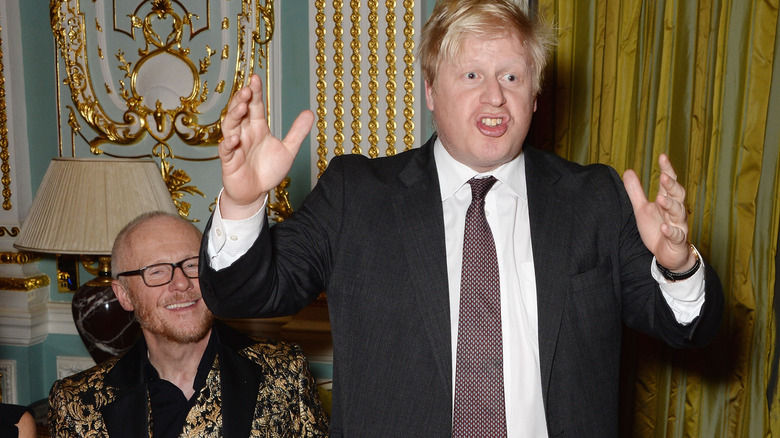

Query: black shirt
left=141, top=330, right=218, bottom=438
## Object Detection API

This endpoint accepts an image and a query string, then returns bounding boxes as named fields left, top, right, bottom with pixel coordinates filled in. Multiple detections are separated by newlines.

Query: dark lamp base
left=71, top=279, right=140, bottom=364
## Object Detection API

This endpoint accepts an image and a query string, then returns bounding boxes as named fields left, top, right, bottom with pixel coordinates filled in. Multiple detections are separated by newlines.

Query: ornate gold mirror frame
left=50, top=0, right=289, bottom=220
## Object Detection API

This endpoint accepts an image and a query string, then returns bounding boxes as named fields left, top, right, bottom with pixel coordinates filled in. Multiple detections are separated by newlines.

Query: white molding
left=56, top=356, right=95, bottom=380
left=0, top=293, right=78, bottom=347
left=0, top=359, right=18, bottom=404
left=0, top=288, right=48, bottom=346
left=46, top=301, right=78, bottom=336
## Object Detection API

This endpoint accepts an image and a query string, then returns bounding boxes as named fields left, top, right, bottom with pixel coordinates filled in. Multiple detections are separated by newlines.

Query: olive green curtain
left=531, top=0, right=780, bottom=436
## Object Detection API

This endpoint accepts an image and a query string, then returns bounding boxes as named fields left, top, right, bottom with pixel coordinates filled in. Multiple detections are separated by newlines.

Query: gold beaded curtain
left=311, top=1, right=421, bottom=178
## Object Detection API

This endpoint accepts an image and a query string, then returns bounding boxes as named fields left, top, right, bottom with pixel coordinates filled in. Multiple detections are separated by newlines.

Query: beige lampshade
left=14, top=157, right=178, bottom=255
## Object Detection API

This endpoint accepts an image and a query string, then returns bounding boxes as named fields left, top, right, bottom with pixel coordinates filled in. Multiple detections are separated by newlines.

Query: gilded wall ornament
left=0, top=14, right=11, bottom=211
left=50, top=0, right=290, bottom=220
left=0, top=227, right=19, bottom=237
left=0, top=251, right=39, bottom=265
left=0, top=274, right=50, bottom=292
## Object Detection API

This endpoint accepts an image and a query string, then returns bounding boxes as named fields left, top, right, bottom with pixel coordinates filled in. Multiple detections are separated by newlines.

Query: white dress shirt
left=207, top=139, right=707, bottom=437
left=433, top=139, right=706, bottom=436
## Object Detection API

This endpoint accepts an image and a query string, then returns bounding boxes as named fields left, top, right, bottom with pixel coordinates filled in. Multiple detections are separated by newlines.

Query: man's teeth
left=481, top=118, right=503, bottom=127
left=166, top=301, right=196, bottom=310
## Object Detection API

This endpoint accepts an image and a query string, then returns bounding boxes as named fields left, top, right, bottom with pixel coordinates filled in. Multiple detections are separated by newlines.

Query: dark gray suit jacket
left=200, top=135, right=723, bottom=437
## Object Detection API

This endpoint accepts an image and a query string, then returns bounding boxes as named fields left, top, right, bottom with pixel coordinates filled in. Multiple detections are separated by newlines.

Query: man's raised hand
left=623, top=154, right=697, bottom=273
left=219, top=74, right=314, bottom=219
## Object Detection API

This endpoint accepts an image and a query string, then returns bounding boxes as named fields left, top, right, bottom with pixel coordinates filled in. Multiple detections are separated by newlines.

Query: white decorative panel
left=56, top=356, right=96, bottom=380
left=0, top=359, right=17, bottom=404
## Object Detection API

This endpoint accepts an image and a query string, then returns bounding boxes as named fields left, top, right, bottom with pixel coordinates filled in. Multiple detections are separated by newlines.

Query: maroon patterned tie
left=452, top=176, right=506, bottom=437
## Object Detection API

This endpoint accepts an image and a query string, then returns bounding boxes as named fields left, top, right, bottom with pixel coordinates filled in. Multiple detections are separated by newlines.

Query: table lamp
left=14, top=157, right=178, bottom=363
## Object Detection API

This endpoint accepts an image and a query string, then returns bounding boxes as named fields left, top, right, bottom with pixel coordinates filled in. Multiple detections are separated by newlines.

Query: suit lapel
left=101, top=324, right=260, bottom=438
left=102, top=343, right=150, bottom=438
left=387, top=141, right=578, bottom=415
left=523, top=147, right=573, bottom=407
left=217, top=325, right=263, bottom=438
left=392, top=136, right=453, bottom=396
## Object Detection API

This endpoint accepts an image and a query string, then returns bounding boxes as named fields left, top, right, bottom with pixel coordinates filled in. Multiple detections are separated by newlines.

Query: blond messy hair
left=418, top=0, right=555, bottom=95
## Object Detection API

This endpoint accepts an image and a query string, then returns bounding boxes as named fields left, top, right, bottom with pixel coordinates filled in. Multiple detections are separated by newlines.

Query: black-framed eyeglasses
left=116, top=256, right=199, bottom=287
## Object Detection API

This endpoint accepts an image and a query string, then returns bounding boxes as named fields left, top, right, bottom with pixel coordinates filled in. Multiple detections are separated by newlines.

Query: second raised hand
left=622, top=154, right=694, bottom=272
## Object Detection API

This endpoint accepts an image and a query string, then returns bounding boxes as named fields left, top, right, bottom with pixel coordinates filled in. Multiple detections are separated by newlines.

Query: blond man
left=201, top=1, right=723, bottom=436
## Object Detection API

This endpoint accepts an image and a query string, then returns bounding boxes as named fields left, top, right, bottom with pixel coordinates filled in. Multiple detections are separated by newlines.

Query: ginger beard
left=128, top=287, right=214, bottom=344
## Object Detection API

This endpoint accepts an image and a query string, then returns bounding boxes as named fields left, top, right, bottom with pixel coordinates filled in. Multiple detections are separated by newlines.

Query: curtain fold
left=533, top=0, right=780, bottom=435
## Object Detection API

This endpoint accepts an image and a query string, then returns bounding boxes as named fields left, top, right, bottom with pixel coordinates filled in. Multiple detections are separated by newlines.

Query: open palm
left=218, top=74, right=314, bottom=219
left=622, top=154, right=695, bottom=272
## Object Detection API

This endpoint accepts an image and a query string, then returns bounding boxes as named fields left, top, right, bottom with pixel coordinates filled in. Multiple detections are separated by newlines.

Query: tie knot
left=468, top=176, right=497, bottom=201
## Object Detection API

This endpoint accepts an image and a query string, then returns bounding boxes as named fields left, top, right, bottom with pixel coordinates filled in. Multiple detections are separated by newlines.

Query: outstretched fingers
left=222, top=87, right=251, bottom=135
left=281, top=110, right=315, bottom=157
left=624, top=155, right=694, bottom=269
left=219, top=134, right=242, bottom=163
left=655, top=191, right=688, bottom=246
left=622, top=169, right=649, bottom=214
left=246, top=74, right=268, bottom=126
left=657, top=154, right=688, bottom=226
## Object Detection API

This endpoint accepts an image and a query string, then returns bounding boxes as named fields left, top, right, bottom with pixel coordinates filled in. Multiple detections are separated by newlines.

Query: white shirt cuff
left=651, top=247, right=706, bottom=325
left=206, top=189, right=267, bottom=270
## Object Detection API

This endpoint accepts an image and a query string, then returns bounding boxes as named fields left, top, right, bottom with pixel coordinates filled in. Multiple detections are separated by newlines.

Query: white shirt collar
left=433, top=137, right=527, bottom=201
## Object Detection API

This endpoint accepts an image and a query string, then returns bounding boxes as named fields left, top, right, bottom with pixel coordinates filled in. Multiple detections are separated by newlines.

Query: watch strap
left=656, top=244, right=701, bottom=282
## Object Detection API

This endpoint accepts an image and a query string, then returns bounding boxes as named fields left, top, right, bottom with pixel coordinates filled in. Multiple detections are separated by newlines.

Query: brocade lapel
left=101, top=323, right=262, bottom=438
left=392, top=136, right=452, bottom=397
left=217, top=323, right=263, bottom=438
left=523, top=146, right=573, bottom=409
left=102, top=342, right=151, bottom=438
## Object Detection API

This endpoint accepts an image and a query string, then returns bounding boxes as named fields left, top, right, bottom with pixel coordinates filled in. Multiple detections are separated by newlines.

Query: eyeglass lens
left=143, top=257, right=199, bottom=286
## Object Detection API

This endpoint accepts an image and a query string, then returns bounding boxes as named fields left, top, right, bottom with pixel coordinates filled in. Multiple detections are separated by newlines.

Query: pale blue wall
left=0, top=345, right=35, bottom=405
left=13, top=0, right=63, bottom=405
left=280, top=2, right=314, bottom=205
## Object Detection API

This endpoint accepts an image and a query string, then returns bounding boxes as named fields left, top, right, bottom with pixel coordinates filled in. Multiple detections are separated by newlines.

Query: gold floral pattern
left=48, top=339, right=329, bottom=437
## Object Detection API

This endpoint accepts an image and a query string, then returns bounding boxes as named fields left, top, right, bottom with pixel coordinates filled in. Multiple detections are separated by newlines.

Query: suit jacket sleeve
left=291, top=344, right=330, bottom=437
left=48, top=379, right=71, bottom=438
left=606, top=164, right=723, bottom=347
left=199, top=157, right=349, bottom=319
left=48, top=365, right=115, bottom=438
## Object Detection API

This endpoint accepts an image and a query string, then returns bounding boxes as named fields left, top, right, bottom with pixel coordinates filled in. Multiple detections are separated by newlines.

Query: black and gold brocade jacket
left=48, top=322, right=329, bottom=437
